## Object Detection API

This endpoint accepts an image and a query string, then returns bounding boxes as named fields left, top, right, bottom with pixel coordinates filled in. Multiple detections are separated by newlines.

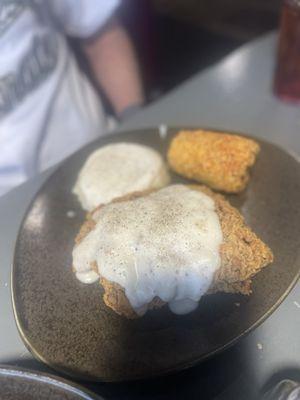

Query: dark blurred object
left=274, top=0, right=300, bottom=103
left=263, top=379, right=300, bottom=399
left=152, top=0, right=281, bottom=41
left=119, top=0, right=281, bottom=101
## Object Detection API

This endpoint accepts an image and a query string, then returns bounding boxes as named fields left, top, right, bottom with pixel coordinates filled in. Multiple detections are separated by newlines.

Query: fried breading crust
left=167, top=130, right=260, bottom=193
left=74, top=186, right=273, bottom=318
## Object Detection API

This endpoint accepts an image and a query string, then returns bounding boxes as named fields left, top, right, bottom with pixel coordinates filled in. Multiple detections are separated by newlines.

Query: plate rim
left=11, top=126, right=300, bottom=382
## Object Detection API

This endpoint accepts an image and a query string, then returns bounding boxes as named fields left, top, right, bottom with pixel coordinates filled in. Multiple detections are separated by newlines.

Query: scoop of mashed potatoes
left=73, top=143, right=170, bottom=211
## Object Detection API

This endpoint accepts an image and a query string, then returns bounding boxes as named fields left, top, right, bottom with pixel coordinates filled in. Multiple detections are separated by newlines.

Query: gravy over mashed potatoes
left=73, top=143, right=170, bottom=211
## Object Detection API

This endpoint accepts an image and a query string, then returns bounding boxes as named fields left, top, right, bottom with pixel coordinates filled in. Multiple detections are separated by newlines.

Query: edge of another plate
left=0, top=364, right=102, bottom=399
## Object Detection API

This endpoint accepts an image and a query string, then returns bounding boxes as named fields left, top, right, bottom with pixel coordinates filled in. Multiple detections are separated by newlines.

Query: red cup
left=274, top=0, right=300, bottom=103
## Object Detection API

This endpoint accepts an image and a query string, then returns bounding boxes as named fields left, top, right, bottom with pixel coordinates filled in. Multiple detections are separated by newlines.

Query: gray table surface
left=1, top=32, right=300, bottom=400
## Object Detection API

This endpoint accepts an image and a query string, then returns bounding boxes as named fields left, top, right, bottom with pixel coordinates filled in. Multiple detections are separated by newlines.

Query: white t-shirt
left=0, top=0, right=120, bottom=196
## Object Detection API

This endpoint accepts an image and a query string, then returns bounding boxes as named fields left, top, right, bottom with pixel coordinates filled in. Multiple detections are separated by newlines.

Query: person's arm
left=82, top=17, right=145, bottom=117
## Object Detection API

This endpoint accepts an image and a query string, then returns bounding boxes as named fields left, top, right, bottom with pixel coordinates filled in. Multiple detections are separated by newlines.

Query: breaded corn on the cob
left=168, top=130, right=260, bottom=193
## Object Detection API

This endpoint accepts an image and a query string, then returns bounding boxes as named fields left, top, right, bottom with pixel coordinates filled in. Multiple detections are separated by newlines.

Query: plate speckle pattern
left=12, top=128, right=300, bottom=381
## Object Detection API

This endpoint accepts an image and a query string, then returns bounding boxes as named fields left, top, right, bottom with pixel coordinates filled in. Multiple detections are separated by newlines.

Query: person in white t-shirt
left=0, top=0, right=144, bottom=196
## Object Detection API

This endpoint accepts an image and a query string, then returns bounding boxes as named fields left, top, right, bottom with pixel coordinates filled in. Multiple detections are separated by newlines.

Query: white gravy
left=72, top=185, right=223, bottom=315
left=73, top=143, right=170, bottom=211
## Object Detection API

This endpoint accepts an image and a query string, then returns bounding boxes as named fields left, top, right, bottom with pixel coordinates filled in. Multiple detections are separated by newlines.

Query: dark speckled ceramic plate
left=0, top=365, right=101, bottom=399
left=12, top=127, right=300, bottom=382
